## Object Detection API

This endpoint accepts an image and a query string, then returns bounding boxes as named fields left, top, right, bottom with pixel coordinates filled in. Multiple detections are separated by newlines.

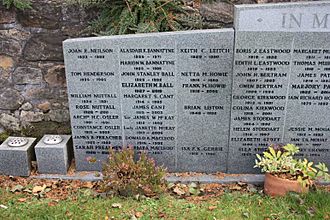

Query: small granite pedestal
left=35, top=135, right=72, bottom=174
left=0, top=137, right=36, bottom=176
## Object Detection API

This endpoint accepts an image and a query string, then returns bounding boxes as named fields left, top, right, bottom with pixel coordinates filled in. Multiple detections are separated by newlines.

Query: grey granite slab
left=31, top=172, right=330, bottom=186
left=166, top=174, right=265, bottom=185
left=34, top=172, right=103, bottom=182
left=234, top=1, right=330, bottom=32
left=175, top=30, right=233, bottom=172
left=228, top=1, right=330, bottom=173
left=35, top=135, right=72, bottom=174
left=64, top=36, right=123, bottom=171
left=0, top=137, right=36, bottom=176
left=63, top=29, right=234, bottom=172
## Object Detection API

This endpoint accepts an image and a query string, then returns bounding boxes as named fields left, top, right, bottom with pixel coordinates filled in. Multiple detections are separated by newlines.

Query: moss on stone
left=21, top=121, right=71, bottom=139
left=0, top=131, right=10, bottom=143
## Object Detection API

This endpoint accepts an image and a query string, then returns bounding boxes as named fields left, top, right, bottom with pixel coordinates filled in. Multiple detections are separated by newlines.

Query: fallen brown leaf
left=173, top=186, right=185, bottom=196
left=32, top=185, right=47, bottom=194
left=45, top=182, right=53, bottom=188
left=83, top=182, right=94, bottom=189
left=237, top=182, right=247, bottom=186
left=229, top=185, right=242, bottom=191
left=65, top=210, right=72, bottom=217
left=208, top=206, right=217, bottom=211
left=111, top=203, right=122, bottom=209
left=11, top=184, right=24, bottom=192
left=135, top=212, right=143, bottom=218
left=158, top=212, right=166, bottom=218
left=48, top=201, right=57, bottom=207
left=193, top=0, right=201, bottom=9
left=17, top=198, right=27, bottom=202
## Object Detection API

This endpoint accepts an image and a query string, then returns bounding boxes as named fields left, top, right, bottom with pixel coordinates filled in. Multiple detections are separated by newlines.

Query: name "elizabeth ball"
left=122, top=82, right=174, bottom=88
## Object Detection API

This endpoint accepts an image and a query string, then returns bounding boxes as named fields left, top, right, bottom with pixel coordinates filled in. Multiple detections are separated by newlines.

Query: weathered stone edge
left=31, top=173, right=330, bottom=186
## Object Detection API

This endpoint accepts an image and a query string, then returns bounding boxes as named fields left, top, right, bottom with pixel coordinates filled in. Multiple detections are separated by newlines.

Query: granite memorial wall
left=64, top=30, right=234, bottom=171
left=63, top=1, right=330, bottom=173
left=228, top=1, right=330, bottom=172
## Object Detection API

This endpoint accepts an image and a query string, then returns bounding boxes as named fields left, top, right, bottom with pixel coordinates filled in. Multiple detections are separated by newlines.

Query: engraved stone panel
left=63, top=29, right=234, bottom=172
left=228, top=1, right=330, bottom=173
left=64, top=38, right=122, bottom=171
left=176, top=31, right=233, bottom=172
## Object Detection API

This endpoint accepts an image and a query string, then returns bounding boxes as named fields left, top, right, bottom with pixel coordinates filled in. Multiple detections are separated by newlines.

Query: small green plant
left=100, top=146, right=166, bottom=197
left=69, top=0, right=187, bottom=35
left=255, top=143, right=330, bottom=187
left=2, top=0, right=31, bottom=10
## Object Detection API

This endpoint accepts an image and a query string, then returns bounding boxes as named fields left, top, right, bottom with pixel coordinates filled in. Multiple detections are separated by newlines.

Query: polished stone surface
left=63, top=29, right=234, bottom=172
left=228, top=1, right=330, bottom=173
left=0, top=137, right=36, bottom=176
left=35, top=135, right=72, bottom=174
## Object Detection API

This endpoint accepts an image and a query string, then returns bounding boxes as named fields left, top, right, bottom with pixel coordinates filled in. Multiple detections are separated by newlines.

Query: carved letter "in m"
left=313, top=14, right=329, bottom=28
left=282, top=13, right=303, bottom=28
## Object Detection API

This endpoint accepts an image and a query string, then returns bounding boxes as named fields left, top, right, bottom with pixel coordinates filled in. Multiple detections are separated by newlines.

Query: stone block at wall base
left=0, top=137, right=36, bottom=176
left=35, top=135, right=72, bottom=174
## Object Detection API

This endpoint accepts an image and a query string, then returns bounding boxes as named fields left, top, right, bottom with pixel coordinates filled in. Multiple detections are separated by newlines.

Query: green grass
left=0, top=189, right=329, bottom=219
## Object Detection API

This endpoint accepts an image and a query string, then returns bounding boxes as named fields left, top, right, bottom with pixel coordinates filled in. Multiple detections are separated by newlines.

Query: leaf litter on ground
left=1, top=174, right=329, bottom=203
